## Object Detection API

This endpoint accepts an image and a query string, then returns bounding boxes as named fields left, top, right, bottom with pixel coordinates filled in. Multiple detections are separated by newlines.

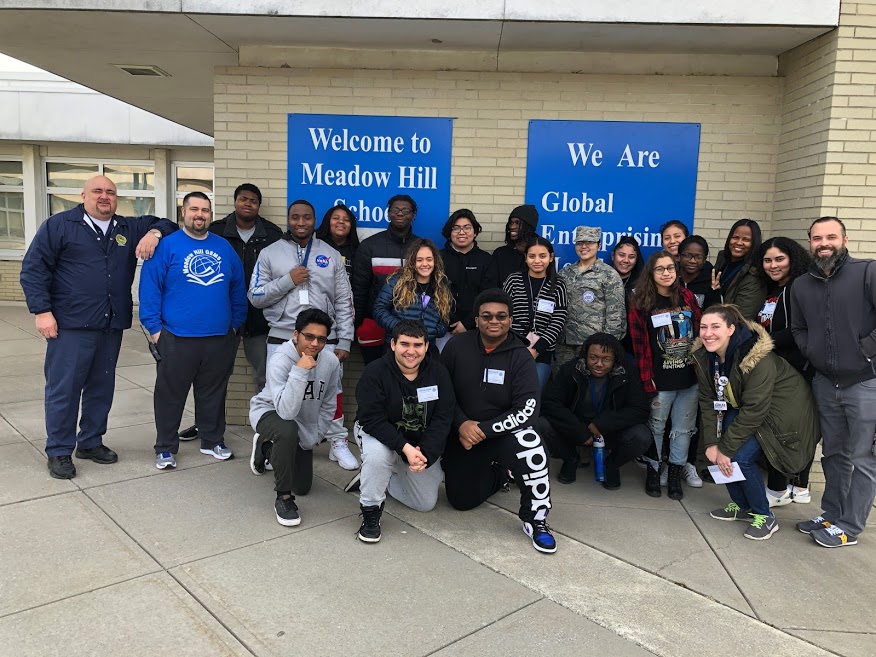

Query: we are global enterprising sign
left=288, top=114, right=453, bottom=242
left=525, top=120, right=700, bottom=267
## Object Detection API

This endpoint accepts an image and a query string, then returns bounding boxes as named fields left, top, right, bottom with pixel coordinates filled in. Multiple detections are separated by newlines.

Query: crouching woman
left=693, top=304, right=818, bottom=541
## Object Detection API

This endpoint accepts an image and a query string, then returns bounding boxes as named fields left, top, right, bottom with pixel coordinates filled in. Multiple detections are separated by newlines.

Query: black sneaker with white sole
left=250, top=432, right=266, bottom=475
left=357, top=502, right=383, bottom=543
left=344, top=471, right=361, bottom=493
left=275, top=495, right=301, bottom=526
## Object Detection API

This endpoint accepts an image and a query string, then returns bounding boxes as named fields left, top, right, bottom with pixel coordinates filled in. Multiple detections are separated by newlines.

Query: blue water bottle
left=593, top=435, right=606, bottom=482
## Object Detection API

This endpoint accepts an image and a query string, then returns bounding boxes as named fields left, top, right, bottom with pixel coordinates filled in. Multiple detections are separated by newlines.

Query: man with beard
left=791, top=216, right=876, bottom=548
left=139, top=192, right=247, bottom=469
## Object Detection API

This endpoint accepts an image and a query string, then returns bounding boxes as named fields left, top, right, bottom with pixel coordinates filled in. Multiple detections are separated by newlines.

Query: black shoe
left=357, top=502, right=383, bottom=543
left=75, top=445, right=118, bottom=464
left=344, top=471, right=361, bottom=493
left=178, top=425, right=198, bottom=441
left=557, top=454, right=579, bottom=484
left=645, top=463, right=662, bottom=497
left=274, top=495, right=301, bottom=527
left=48, top=455, right=76, bottom=479
left=250, top=433, right=266, bottom=475
left=667, top=463, right=684, bottom=500
left=700, top=467, right=715, bottom=484
left=291, top=444, right=313, bottom=496
left=602, top=465, right=621, bottom=490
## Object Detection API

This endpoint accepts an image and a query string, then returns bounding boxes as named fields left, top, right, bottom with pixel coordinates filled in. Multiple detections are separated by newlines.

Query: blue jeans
left=647, top=384, right=698, bottom=468
left=812, top=373, right=876, bottom=537
left=722, top=409, right=770, bottom=516
left=536, top=362, right=552, bottom=392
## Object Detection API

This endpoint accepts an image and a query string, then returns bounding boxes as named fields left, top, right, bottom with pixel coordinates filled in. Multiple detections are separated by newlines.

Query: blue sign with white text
left=288, top=114, right=453, bottom=243
left=525, top=120, right=700, bottom=268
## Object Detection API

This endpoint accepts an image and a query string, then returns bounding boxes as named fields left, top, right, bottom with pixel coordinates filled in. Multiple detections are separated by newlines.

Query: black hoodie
left=355, top=349, right=455, bottom=467
left=440, top=241, right=499, bottom=329
left=441, top=330, right=540, bottom=437
left=680, top=261, right=721, bottom=311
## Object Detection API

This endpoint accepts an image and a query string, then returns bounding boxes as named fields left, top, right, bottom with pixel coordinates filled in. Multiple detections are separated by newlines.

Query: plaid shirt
left=627, top=287, right=701, bottom=394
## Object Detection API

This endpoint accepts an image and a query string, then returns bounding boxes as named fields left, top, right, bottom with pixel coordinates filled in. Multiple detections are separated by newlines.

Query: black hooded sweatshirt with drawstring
left=440, top=330, right=540, bottom=436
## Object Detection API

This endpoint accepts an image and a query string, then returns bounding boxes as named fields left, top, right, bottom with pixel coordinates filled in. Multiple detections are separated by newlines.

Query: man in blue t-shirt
left=139, top=192, right=247, bottom=469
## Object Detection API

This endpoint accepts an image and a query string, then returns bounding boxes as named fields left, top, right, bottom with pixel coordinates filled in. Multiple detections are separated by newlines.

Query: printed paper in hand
left=708, top=463, right=746, bottom=484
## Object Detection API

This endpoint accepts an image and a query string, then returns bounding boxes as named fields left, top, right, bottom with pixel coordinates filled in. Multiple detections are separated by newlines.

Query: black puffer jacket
left=541, top=356, right=650, bottom=440
left=440, top=241, right=498, bottom=329
left=208, top=213, right=283, bottom=337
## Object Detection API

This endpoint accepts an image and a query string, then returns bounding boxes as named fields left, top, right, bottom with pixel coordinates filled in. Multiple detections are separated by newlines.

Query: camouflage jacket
left=558, top=259, right=627, bottom=345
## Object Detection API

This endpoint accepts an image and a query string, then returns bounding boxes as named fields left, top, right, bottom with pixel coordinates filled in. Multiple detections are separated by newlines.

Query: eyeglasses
left=654, top=265, right=677, bottom=274
left=679, top=253, right=704, bottom=262
left=479, top=313, right=510, bottom=322
left=298, top=332, right=328, bottom=344
left=451, top=225, right=474, bottom=234
left=587, top=355, right=614, bottom=366
left=389, top=207, right=413, bottom=217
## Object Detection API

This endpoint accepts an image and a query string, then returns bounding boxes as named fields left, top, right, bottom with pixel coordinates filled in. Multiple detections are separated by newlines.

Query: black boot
left=667, top=463, right=684, bottom=500
left=357, top=502, right=384, bottom=543
left=558, top=453, right=580, bottom=484
left=602, top=464, right=621, bottom=490
left=645, top=462, right=661, bottom=497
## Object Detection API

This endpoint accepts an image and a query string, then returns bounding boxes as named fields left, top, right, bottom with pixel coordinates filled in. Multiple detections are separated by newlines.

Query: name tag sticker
left=486, top=369, right=505, bottom=385
left=417, top=385, right=439, bottom=403
left=651, top=312, right=672, bottom=327
left=761, top=301, right=777, bottom=316
left=714, top=401, right=728, bottom=411
left=298, top=288, right=310, bottom=305
left=537, top=298, right=555, bottom=313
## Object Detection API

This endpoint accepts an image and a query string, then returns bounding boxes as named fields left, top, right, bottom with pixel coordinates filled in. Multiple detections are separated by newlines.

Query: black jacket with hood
left=440, top=330, right=539, bottom=438
left=790, top=252, right=876, bottom=387
left=208, top=213, right=283, bottom=337
left=681, top=261, right=721, bottom=311
left=541, top=355, right=650, bottom=440
left=355, top=350, right=455, bottom=467
left=440, top=241, right=499, bottom=330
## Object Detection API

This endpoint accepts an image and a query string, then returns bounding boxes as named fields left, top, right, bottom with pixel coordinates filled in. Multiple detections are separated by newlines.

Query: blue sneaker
left=200, top=443, right=233, bottom=460
left=523, top=520, right=557, bottom=554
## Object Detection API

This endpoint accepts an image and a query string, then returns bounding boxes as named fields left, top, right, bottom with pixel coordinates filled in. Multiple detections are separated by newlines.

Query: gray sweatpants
left=813, top=373, right=876, bottom=537
left=356, top=426, right=443, bottom=512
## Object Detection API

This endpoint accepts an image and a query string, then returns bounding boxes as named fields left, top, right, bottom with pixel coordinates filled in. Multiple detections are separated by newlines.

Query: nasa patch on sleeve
left=315, top=254, right=330, bottom=268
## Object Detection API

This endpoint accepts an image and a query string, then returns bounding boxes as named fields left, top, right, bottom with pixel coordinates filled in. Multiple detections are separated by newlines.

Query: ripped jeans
left=646, top=384, right=698, bottom=469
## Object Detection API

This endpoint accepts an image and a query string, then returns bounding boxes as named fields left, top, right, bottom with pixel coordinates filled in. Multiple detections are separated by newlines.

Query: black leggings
left=766, top=460, right=812, bottom=491
left=443, top=425, right=551, bottom=523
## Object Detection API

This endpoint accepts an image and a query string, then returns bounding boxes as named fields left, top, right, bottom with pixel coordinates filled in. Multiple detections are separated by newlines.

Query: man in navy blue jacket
left=20, top=175, right=176, bottom=480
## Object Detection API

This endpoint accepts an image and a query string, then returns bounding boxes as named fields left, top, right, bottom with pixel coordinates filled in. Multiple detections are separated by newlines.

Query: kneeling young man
left=538, top=333, right=651, bottom=489
left=441, top=289, right=557, bottom=554
left=352, top=320, right=455, bottom=543
left=249, top=309, right=339, bottom=526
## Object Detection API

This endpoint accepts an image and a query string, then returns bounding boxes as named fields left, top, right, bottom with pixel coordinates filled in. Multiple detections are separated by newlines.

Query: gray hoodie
left=249, top=341, right=340, bottom=449
left=248, top=236, right=354, bottom=351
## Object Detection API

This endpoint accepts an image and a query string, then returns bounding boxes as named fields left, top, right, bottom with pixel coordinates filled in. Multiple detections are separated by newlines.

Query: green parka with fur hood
left=691, top=321, right=819, bottom=476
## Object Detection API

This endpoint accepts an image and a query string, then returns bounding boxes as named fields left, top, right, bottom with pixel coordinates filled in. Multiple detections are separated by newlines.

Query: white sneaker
left=329, top=438, right=360, bottom=470
left=681, top=462, right=703, bottom=488
left=767, top=487, right=792, bottom=508
left=659, top=462, right=668, bottom=487
left=791, top=486, right=811, bottom=504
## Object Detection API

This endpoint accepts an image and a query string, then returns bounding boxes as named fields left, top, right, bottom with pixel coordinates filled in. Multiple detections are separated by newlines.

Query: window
left=46, top=160, right=156, bottom=218
left=0, top=160, right=25, bottom=249
left=173, top=163, right=214, bottom=222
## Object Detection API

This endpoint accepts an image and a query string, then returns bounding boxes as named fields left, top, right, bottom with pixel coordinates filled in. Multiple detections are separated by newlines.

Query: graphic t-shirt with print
left=647, top=294, right=696, bottom=391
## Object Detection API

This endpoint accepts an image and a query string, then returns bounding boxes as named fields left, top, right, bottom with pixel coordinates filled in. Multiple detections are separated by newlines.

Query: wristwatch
left=149, top=229, right=162, bottom=239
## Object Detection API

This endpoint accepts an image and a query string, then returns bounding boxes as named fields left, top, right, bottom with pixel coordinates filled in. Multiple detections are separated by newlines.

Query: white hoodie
left=249, top=341, right=339, bottom=449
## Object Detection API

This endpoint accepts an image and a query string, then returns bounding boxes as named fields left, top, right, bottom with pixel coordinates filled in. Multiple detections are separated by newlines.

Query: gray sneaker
left=200, top=443, right=233, bottom=460
left=796, top=515, right=832, bottom=535
left=155, top=452, right=176, bottom=470
left=744, top=513, right=779, bottom=540
left=709, top=502, right=750, bottom=521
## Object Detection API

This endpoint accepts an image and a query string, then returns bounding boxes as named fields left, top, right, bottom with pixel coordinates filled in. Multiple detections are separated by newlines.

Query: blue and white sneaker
left=155, top=452, right=176, bottom=470
left=200, top=443, right=233, bottom=461
left=523, top=519, right=557, bottom=554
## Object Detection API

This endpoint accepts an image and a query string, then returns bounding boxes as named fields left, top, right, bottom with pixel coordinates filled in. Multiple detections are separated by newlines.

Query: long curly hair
left=756, top=236, right=812, bottom=285
left=391, top=238, right=452, bottom=322
left=632, top=250, right=681, bottom=312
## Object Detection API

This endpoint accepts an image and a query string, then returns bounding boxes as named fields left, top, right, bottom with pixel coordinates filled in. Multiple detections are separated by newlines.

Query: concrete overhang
left=0, top=2, right=840, bottom=136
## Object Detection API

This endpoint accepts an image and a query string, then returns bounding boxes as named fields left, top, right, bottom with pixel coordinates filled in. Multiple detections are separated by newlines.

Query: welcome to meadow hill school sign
left=287, top=114, right=453, bottom=242
left=525, top=120, right=701, bottom=267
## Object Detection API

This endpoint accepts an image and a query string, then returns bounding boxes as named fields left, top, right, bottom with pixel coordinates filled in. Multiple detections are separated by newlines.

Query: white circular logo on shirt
left=582, top=290, right=596, bottom=303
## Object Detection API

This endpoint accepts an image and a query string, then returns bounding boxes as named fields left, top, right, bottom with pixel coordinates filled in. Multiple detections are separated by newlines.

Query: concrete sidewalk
left=0, top=301, right=873, bottom=657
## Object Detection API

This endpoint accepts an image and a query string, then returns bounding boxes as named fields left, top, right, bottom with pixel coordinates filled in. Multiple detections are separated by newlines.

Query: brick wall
left=214, top=66, right=788, bottom=424
left=0, top=260, right=24, bottom=301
